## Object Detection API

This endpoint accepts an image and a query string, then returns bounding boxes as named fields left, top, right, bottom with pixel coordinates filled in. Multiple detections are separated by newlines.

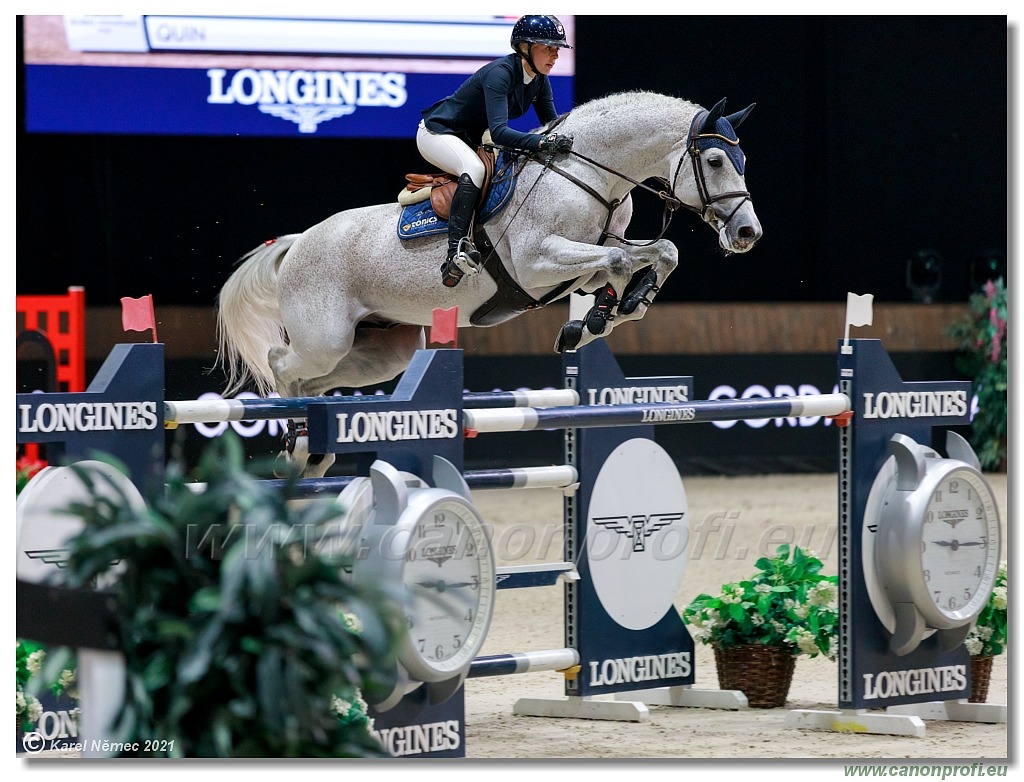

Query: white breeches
left=416, top=121, right=486, bottom=188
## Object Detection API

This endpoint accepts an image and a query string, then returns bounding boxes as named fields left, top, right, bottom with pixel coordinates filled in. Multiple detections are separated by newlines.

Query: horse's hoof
left=554, top=320, right=585, bottom=353
left=302, top=453, right=336, bottom=479
left=274, top=453, right=298, bottom=478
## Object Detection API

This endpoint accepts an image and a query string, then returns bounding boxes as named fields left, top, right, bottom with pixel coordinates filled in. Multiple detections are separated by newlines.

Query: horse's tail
left=215, top=235, right=299, bottom=397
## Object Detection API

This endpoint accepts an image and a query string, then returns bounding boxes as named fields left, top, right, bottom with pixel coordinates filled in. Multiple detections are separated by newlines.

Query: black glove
left=538, top=133, right=573, bottom=154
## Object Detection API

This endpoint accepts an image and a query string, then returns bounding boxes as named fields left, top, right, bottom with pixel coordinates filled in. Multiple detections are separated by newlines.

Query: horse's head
left=673, top=97, right=762, bottom=254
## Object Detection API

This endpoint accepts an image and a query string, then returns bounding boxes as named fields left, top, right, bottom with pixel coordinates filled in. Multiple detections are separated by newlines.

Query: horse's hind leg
left=269, top=324, right=425, bottom=479
left=266, top=315, right=359, bottom=479
left=298, top=324, right=425, bottom=396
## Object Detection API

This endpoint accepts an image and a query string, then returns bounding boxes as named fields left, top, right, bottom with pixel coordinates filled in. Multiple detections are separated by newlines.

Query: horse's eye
left=708, top=156, right=724, bottom=169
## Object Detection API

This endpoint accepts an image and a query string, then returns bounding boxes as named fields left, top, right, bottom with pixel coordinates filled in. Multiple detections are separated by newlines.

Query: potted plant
left=16, top=640, right=78, bottom=735
left=682, top=544, right=838, bottom=708
left=964, top=561, right=1008, bottom=703
left=947, top=277, right=1007, bottom=471
left=52, top=434, right=406, bottom=757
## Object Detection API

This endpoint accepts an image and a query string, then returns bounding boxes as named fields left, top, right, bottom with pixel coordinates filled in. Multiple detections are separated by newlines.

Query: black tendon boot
left=441, top=174, right=482, bottom=287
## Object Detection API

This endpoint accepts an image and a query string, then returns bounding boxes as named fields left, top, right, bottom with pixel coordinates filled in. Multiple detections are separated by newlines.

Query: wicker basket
left=969, top=655, right=994, bottom=703
left=714, top=644, right=796, bottom=708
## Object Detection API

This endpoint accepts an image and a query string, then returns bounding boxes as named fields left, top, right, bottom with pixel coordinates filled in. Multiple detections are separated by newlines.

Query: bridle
left=676, top=109, right=752, bottom=229
left=526, top=108, right=752, bottom=247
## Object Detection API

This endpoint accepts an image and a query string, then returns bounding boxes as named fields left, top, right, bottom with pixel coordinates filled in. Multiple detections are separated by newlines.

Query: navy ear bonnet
left=696, top=117, right=746, bottom=176
left=692, top=98, right=755, bottom=176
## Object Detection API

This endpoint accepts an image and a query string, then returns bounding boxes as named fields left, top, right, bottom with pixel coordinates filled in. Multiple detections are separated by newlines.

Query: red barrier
left=16, top=286, right=86, bottom=392
left=16, top=286, right=86, bottom=461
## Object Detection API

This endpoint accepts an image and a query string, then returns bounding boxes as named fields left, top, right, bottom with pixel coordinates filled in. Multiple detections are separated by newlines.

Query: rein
left=522, top=108, right=752, bottom=246
left=538, top=148, right=680, bottom=247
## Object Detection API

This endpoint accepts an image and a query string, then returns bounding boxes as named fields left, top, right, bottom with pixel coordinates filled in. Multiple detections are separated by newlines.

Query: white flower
left=976, top=625, right=994, bottom=641
left=331, top=694, right=353, bottom=717
left=719, top=585, right=744, bottom=605
left=16, top=689, right=26, bottom=714
left=794, top=628, right=818, bottom=656
left=59, top=669, right=76, bottom=690
left=754, top=583, right=772, bottom=595
left=687, top=611, right=707, bottom=629
left=964, top=636, right=984, bottom=655
left=808, top=582, right=836, bottom=606
left=793, top=603, right=811, bottom=620
left=694, top=608, right=723, bottom=630
left=992, top=586, right=1007, bottom=610
left=26, top=650, right=45, bottom=675
left=27, top=695, right=43, bottom=722
left=341, top=612, right=363, bottom=634
left=750, top=613, right=765, bottom=627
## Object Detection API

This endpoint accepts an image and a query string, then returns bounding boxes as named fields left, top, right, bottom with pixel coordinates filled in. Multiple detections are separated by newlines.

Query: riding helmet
left=510, top=15, right=573, bottom=50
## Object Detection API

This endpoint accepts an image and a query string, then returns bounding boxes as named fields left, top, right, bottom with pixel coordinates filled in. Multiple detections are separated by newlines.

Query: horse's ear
left=724, top=103, right=756, bottom=130
left=701, top=97, right=728, bottom=134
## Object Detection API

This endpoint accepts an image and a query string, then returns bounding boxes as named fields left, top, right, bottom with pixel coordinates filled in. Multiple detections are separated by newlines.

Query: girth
left=469, top=227, right=576, bottom=327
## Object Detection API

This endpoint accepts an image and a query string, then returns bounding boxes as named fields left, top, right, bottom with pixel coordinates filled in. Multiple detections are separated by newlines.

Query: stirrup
left=452, top=237, right=482, bottom=274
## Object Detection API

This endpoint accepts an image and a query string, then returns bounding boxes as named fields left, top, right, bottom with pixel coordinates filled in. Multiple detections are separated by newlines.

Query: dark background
left=16, top=15, right=1008, bottom=307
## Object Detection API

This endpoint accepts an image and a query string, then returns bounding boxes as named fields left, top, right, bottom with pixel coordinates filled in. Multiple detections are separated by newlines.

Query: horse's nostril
left=739, top=226, right=754, bottom=239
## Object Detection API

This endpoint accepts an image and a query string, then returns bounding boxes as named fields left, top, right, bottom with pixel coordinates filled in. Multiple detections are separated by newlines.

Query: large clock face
left=401, top=497, right=495, bottom=681
left=919, top=467, right=1000, bottom=621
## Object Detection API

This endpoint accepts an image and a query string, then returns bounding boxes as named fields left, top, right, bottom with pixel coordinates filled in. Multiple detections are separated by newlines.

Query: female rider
left=418, top=15, right=574, bottom=287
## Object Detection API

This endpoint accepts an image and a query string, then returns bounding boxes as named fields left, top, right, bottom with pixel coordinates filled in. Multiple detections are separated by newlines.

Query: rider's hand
left=538, top=133, right=573, bottom=154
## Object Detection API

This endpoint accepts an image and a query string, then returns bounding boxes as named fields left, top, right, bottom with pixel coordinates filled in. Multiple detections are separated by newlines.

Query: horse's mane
left=567, top=90, right=700, bottom=125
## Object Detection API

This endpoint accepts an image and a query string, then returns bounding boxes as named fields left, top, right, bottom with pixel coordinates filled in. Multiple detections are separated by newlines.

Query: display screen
left=21, top=14, right=575, bottom=138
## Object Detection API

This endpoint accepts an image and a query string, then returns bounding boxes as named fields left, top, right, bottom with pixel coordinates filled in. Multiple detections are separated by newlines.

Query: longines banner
left=25, top=65, right=574, bottom=138
left=22, top=15, right=575, bottom=139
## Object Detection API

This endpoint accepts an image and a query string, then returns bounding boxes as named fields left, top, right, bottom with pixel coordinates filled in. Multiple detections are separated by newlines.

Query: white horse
left=217, top=91, right=762, bottom=476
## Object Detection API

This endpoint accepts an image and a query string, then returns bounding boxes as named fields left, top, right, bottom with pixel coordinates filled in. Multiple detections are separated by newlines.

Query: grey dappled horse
left=216, top=91, right=762, bottom=477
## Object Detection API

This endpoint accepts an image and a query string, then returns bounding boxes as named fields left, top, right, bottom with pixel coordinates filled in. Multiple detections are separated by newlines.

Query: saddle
left=399, top=145, right=496, bottom=220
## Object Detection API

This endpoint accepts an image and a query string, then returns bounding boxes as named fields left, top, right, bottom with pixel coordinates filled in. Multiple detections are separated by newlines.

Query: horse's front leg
left=611, top=238, right=678, bottom=325
left=517, top=236, right=636, bottom=352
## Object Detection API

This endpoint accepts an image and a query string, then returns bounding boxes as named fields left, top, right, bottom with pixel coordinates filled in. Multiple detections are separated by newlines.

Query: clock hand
left=414, top=579, right=476, bottom=592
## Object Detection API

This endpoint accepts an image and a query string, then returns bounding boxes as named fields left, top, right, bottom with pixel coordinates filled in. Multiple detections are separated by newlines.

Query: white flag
left=846, top=292, right=874, bottom=328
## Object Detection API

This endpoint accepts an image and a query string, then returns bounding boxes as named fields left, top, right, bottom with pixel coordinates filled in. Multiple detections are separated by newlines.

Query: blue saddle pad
left=397, top=151, right=517, bottom=241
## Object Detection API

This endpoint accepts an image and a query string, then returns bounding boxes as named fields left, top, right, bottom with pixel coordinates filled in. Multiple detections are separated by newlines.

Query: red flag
left=120, top=295, right=158, bottom=342
left=430, top=307, right=459, bottom=348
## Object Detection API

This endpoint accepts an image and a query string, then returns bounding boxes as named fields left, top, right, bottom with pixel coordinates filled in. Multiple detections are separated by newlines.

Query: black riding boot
left=441, top=173, right=482, bottom=288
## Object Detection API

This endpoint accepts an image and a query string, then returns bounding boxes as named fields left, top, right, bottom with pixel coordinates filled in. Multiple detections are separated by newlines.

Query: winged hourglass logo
left=591, top=513, right=685, bottom=553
